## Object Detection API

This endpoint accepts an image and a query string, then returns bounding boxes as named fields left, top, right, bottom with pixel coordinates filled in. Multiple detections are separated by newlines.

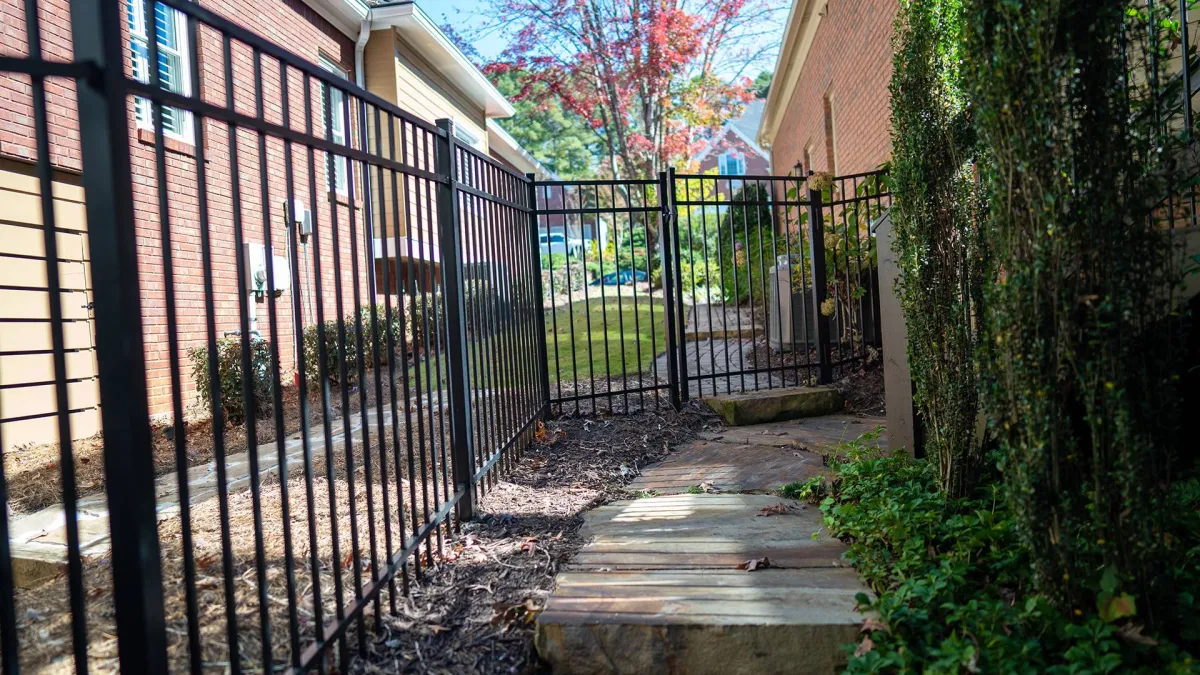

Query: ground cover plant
left=800, top=432, right=1200, bottom=673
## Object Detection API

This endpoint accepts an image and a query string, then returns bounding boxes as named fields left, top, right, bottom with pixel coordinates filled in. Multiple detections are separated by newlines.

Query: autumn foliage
left=484, top=0, right=768, bottom=178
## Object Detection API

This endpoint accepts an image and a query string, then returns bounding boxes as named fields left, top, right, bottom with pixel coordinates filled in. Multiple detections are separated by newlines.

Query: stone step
left=704, top=386, right=843, bottom=426
left=536, top=493, right=870, bottom=675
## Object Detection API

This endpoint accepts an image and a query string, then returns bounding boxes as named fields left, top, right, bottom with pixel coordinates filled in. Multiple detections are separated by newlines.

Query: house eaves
left=311, top=1, right=515, bottom=117
left=486, top=120, right=559, bottom=180
left=370, top=2, right=516, bottom=118
left=757, top=0, right=824, bottom=151
left=304, top=0, right=371, bottom=39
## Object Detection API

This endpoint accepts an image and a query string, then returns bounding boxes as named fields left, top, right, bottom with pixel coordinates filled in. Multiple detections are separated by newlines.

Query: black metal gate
left=535, top=169, right=891, bottom=415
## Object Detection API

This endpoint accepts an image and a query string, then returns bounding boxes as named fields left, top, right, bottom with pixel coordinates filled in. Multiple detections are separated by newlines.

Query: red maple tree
left=483, top=0, right=773, bottom=179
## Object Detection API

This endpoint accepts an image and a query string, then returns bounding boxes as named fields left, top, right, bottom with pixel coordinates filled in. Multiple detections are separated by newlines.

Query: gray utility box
left=768, top=255, right=822, bottom=352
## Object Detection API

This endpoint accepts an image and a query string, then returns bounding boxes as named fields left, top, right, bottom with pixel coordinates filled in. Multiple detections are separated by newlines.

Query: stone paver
left=654, top=338, right=787, bottom=397
left=704, top=386, right=843, bottom=426
left=682, top=303, right=763, bottom=341
left=629, top=414, right=886, bottom=495
left=537, top=417, right=887, bottom=673
left=536, top=492, right=871, bottom=675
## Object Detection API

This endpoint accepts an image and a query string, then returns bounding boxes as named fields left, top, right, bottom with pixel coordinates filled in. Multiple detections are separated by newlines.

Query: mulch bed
left=348, top=402, right=721, bottom=674
left=12, top=401, right=719, bottom=674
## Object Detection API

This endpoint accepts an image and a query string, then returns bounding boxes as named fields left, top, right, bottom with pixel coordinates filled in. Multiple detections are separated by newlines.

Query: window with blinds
left=318, top=55, right=349, bottom=196
left=128, top=0, right=193, bottom=141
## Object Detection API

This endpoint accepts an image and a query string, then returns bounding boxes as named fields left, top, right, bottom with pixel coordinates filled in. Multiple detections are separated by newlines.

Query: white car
left=540, top=232, right=590, bottom=258
left=539, top=232, right=569, bottom=256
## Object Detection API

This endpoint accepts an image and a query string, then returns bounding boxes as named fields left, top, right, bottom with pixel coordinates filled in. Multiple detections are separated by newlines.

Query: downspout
left=354, top=11, right=376, bottom=298
left=354, top=13, right=371, bottom=88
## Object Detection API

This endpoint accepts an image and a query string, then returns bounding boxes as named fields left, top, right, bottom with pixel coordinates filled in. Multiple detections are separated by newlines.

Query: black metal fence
left=537, top=169, right=891, bottom=414
left=0, top=1, right=889, bottom=673
left=1, top=1, right=545, bottom=672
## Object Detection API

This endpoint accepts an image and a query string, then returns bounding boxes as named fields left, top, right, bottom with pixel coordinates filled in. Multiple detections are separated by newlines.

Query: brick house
left=695, top=99, right=770, bottom=177
left=756, top=0, right=897, bottom=177
left=0, top=0, right=547, bottom=450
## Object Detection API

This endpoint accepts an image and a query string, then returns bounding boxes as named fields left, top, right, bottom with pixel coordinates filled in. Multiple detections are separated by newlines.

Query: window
left=318, top=55, right=349, bottom=195
left=128, top=0, right=193, bottom=141
left=718, top=150, right=746, bottom=176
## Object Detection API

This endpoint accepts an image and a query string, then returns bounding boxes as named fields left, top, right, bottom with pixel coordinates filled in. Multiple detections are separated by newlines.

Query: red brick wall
left=769, top=0, right=897, bottom=177
left=0, top=0, right=372, bottom=416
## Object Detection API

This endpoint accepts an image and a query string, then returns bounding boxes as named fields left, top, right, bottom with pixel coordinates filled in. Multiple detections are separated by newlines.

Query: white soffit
left=370, top=2, right=516, bottom=118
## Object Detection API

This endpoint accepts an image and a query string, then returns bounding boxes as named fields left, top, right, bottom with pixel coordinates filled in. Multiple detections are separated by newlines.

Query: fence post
left=526, top=173, right=553, bottom=415
left=658, top=170, right=682, bottom=410
left=434, top=118, right=476, bottom=521
left=666, top=167, right=689, bottom=404
left=68, top=1, right=169, bottom=672
left=807, top=185, right=833, bottom=385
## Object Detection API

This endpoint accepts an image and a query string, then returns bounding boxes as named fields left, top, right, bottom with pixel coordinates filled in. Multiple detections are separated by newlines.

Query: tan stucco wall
left=364, top=27, right=489, bottom=242
left=0, top=159, right=100, bottom=452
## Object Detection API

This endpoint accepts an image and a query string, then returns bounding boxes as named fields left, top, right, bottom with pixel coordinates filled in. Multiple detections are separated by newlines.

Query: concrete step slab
left=704, top=386, right=844, bottom=426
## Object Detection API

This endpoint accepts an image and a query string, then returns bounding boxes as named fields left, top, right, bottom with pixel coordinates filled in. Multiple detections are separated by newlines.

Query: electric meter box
left=243, top=242, right=291, bottom=295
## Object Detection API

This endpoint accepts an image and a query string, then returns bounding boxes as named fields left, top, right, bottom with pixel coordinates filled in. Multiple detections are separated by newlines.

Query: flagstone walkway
left=536, top=413, right=883, bottom=674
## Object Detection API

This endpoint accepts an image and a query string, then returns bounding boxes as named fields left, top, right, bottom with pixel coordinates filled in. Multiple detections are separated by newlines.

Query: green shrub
left=301, top=317, right=361, bottom=387
left=718, top=184, right=774, bottom=306
left=407, top=292, right=444, bottom=353
left=189, top=335, right=274, bottom=425
left=966, top=0, right=1186, bottom=612
left=890, top=0, right=987, bottom=498
left=357, top=304, right=407, bottom=366
left=812, top=432, right=1199, bottom=673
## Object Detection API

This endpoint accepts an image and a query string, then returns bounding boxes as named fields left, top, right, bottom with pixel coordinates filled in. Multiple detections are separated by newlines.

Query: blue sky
left=420, top=0, right=515, bottom=61
left=416, top=0, right=785, bottom=79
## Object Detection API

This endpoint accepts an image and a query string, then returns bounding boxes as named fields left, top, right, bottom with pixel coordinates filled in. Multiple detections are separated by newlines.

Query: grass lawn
left=545, top=298, right=667, bottom=381
left=406, top=298, right=667, bottom=390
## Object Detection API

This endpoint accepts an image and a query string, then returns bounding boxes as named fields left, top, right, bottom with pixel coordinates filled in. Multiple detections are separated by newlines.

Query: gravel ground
left=349, top=402, right=721, bottom=674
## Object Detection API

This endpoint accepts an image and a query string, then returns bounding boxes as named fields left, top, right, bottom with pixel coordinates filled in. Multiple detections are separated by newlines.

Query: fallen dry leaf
left=861, top=617, right=889, bottom=634
left=757, top=503, right=794, bottom=517
left=737, top=557, right=771, bottom=571
left=855, top=635, right=875, bottom=658
left=1116, top=623, right=1158, bottom=646
left=491, top=598, right=542, bottom=630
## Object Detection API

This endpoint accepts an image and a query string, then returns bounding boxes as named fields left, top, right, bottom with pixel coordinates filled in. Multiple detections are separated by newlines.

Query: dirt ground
left=348, top=403, right=719, bottom=674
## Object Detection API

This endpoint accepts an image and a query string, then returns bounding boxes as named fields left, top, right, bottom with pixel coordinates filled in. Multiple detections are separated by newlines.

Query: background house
left=695, top=99, right=770, bottom=177
left=0, top=0, right=544, bottom=450
left=757, top=0, right=897, bottom=176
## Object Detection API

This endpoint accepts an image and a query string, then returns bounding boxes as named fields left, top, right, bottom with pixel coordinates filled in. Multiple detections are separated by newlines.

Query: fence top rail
left=825, top=192, right=893, bottom=208
left=825, top=168, right=890, bottom=181
left=674, top=198, right=810, bottom=207
left=673, top=173, right=807, bottom=181
left=536, top=178, right=660, bottom=187
left=453, top=137, right=535, bottom=186
left=127, top=80, right=446, bottom=182
left=159, top=0, right=445, bottom=138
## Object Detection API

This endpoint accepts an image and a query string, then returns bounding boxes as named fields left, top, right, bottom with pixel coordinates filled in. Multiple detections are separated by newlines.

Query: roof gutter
left=757, top=0, right=823, bottom=151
